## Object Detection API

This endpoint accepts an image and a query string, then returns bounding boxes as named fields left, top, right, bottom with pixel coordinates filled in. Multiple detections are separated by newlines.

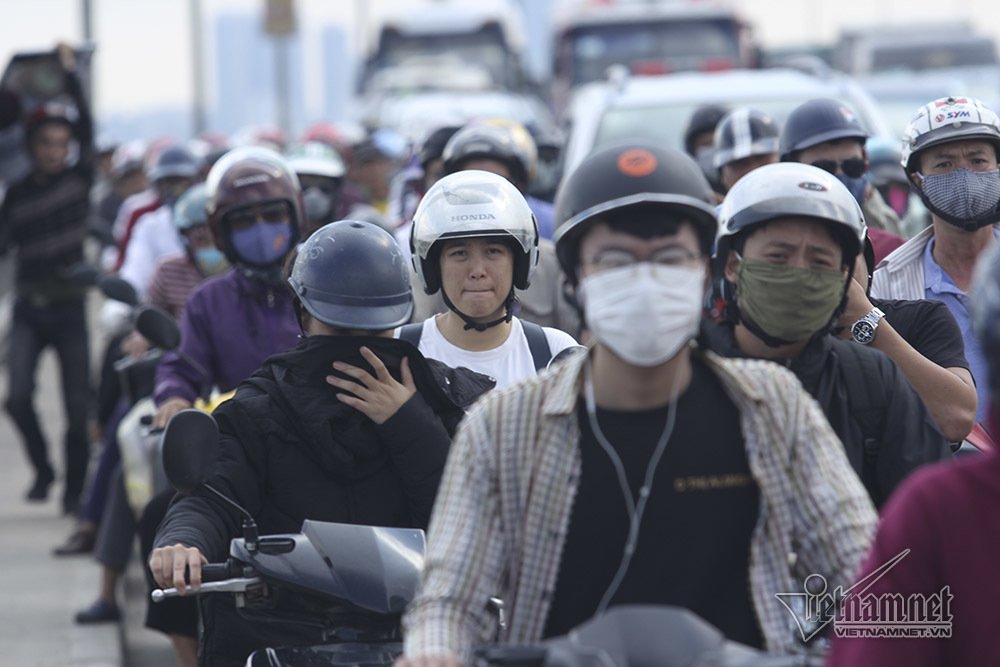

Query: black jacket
left=705, top=323, right=951, bottom=507
left=154, top=334, right=494, bottom=667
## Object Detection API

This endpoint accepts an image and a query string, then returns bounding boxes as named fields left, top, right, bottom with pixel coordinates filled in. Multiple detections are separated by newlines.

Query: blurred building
left=320, top=25, right=352, bottom=122
left=211, top=12, right=307, bottom=136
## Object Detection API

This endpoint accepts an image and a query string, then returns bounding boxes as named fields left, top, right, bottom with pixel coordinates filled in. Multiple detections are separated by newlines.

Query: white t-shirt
left=408, top=316, right=578, bottom=390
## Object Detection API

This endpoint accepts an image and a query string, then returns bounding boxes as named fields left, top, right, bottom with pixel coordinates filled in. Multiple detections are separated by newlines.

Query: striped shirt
left=146, top=253, right=205, bottom=320
left=0, top=72, right=94, bottom=301
left=402, top=348, right=877, bottom=661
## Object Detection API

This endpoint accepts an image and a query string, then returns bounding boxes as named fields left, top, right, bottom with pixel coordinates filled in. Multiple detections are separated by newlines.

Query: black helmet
left=553, top=142, right=718, bottom=282
left=288, top=220, right=412, bottom=330
left=713, top=108, right=780, bottom=168
left=148, top=144, right=201, bottom=182
left=442, top=122, right=536, bottom=190
left=683, top=104, right=730, bottom=156
left=418, top=125, right=462, bottom=169
left=779, top=98, right=868, bottom=160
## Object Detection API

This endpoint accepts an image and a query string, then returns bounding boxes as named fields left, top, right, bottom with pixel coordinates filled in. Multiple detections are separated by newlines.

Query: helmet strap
left=441, top=289, right=515, bottom=332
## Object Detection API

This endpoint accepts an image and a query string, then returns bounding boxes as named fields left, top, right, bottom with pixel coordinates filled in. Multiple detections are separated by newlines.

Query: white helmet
left=716, top=162, right=866, bottom=262
left=285, top=141, right=346, bottom=179
left=410, top=169, right=539, bottom=295
left=901, top=96, right=1000, bottom=173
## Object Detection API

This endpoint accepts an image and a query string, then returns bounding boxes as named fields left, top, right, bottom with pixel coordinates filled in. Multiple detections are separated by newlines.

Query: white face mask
left=580, top=262, right=705, bottom=367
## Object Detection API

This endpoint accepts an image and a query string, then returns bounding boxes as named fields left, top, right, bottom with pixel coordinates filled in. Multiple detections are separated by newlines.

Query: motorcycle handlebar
left=200, top=562, right=234, bottom=582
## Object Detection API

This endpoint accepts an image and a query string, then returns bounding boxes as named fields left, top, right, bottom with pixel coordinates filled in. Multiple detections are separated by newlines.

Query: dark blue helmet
left=288, top=220, right=413, bottom=330
left=779, top=98, right=868, bottom=161
left=148, top=144, right=201, bottom=182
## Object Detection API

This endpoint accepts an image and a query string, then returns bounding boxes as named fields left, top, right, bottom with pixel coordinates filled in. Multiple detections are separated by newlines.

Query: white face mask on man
left=579, top=262, right=705, bottom=367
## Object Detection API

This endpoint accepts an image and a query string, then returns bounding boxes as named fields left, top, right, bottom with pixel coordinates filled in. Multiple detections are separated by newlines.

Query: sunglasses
left=224, top=202, right=290, bottom=230
left=810, top=157, right=866, bottom=179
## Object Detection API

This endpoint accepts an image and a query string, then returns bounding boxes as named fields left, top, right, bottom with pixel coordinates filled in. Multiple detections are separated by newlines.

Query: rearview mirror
left=134, top=306, right=181, bottom=351
left=98, top=276, right=138, bottom=306
left=162, top=409, right=219, bottom=495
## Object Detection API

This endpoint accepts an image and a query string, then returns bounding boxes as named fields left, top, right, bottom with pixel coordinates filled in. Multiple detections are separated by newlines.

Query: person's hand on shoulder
left=327, top=346, right=416, bottom=424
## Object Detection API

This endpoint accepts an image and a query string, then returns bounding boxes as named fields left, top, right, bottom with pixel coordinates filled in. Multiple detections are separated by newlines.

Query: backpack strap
left=837, top=343, right=889, bottom=504
left=397, top=322, right=424, bottom=348
left=521, top=320, right=553, bottom=372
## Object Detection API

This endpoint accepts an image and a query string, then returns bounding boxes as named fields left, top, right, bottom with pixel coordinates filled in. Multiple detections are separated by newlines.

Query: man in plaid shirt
left=398, top=143, right=876, bottom=666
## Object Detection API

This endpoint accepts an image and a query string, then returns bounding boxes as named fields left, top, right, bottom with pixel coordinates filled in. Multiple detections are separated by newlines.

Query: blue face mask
left=230, top=221, right=293, bottom=266
left=193, top=246, right=228, bottom=275
left=836, top=173, right=869, bottom=205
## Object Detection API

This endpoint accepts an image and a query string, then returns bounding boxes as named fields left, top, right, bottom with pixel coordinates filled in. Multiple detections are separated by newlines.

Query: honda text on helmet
left=410, top=169, right=539, bottom=332
left=901, top=96, right=1000, bottom=231
left=289, top=219, right=413, bottom=331
left=205, top=146, right=303, bottom=280
left=713, top=107, right=780, bottom=192
left=715, top=162, right=866, bottom=348
left=553, top=142, right=718, bottom=367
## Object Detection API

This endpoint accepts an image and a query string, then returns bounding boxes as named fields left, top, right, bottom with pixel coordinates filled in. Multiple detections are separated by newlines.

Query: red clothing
left=868, top=227, right=905, bottom=265
left=825, top=452, right=1000, bottom=666
left=114, top=196, right=161, bottom=270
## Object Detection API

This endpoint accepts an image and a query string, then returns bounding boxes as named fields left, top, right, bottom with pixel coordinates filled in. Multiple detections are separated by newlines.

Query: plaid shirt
left=402, top=348, right=877, bottom=661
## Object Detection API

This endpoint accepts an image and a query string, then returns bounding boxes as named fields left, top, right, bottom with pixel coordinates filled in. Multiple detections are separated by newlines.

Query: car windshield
left=871, top=41, right=998, bottom=72
left=594, top=99, right=814, bottom=153
left=568, top=18, right=742, bottom=86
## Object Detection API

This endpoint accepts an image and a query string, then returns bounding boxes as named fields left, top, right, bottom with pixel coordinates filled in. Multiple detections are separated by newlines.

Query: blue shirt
left=923, top=236, right=993, bottom=423
left=526, top=196, right=554, bottom=241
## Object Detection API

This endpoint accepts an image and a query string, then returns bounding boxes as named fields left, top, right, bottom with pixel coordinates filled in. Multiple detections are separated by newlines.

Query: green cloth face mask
left=736, top=256, right=846, bottom=344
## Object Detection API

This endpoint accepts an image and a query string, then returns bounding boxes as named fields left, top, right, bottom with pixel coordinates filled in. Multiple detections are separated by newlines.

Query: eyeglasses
left=810, top=157, right=866, bottom=179
left=584, top=247, right=703, bottom=272
left=224, top=202, right=290, bottom=230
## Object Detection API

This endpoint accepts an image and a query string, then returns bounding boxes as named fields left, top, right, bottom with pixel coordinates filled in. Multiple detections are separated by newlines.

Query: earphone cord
left=583, top=357, right=682, bottom=616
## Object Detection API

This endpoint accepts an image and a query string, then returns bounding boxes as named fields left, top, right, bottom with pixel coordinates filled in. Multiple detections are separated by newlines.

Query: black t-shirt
left=874, top=297, right=969, bottom=371
left=543, top=355, right=763, bottom=648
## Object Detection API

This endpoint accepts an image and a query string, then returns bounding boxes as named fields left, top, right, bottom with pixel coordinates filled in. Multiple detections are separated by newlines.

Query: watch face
left=852, top=320, right=876, bottom=345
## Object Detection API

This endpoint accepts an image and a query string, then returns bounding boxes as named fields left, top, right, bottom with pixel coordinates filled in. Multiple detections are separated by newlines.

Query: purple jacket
left=154, top=268, right=300, bottom=405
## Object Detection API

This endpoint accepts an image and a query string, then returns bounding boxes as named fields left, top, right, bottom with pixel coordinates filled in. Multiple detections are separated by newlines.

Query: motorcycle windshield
left=300, top=520, right=425, bottom=616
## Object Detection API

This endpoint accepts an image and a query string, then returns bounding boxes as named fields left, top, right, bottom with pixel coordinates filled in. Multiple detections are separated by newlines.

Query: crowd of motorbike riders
left=2, top=43, right=999, bottom=667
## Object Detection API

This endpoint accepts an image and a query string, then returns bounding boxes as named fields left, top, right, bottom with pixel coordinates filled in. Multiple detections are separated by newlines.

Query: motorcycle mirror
left=134, top=306, right=181, bottom=351
left=62, top=262, right=100, bottom=286
left=162, top=409, right=219, bottom=495
left=98, top=276, right=139, bottom=306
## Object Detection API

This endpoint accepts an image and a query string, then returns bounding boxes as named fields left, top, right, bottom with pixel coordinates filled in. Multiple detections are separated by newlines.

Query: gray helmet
left=288, top=220, right=412, bottom=330
left=172, top=183, right=209, bottom=233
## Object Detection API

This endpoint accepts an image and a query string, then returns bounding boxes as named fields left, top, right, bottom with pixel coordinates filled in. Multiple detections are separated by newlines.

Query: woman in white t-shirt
left=400, top=170, right=578, bottom=389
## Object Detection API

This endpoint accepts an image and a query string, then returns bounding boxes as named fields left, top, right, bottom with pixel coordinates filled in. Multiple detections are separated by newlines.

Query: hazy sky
left=4, top=0, right=1000, bottom=121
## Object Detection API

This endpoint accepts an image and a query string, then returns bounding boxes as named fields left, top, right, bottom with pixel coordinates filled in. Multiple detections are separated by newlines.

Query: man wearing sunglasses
left=780, top=98, right=906, bottom=252
left=781, top=102, right=977, bottom=444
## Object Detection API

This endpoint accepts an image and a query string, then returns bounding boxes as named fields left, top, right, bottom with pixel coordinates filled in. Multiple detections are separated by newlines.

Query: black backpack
left=836, top=342, right=888, bottom=503
left=398, top=320, right=553, bottom=372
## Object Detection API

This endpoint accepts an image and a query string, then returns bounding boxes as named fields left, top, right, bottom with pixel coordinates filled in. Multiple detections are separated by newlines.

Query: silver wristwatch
left=851, top=307, right=885, bottom=345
